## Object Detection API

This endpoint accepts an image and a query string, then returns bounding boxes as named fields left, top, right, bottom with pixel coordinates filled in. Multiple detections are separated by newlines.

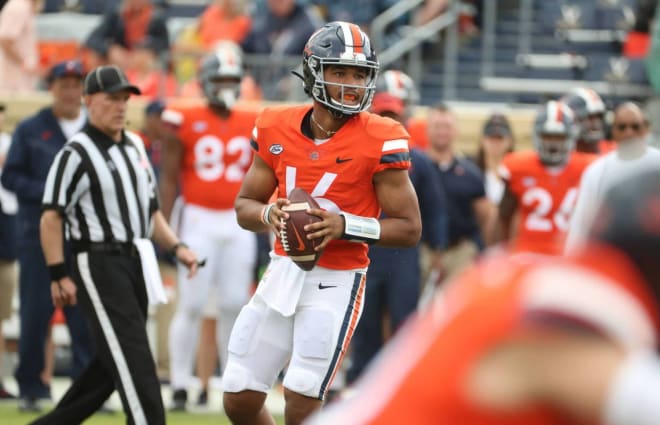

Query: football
left=280, top=188, right=323, bottom=271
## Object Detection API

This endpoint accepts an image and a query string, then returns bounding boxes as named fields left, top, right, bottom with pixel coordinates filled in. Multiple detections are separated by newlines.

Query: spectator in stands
left=0, top=103, right=17, bottom=400
left=471, top=113, right=515, bottom=205
left=623, top=0, right=655, bottom=58
left=172, top=0, right=251, bottom=85
left=346, top=92, right=448, bottom=386
left=314, top=0, right=395, bottom=35
left=84, top=0, right=169, bottom=71
left=426, top=103, right=495, bottom=281
left=413, top=0, right=448, bottom=26
left=1, top=60, right=93, bottom=413
left=242, top=0, right=322, bottom=100
left=125, top=37, right=178, bottom=98
left=198, top=0, right=251, bottom=48
left=566, top=101, right=660, bottom=254
left=0, top=0, right=42, bottom=92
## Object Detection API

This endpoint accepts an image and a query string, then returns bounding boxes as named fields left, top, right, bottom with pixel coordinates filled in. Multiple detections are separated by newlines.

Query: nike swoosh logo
left=291, top=224, right=307, bottom=251
left=318, top=283, right=337, bottom=290
left=336, top=157, right=353, bottom=163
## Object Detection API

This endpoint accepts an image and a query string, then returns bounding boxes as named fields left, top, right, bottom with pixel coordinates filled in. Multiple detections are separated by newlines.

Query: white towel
left=255, top=254, right=306, bottom=317
left=133, top=238, right=168, bottom=305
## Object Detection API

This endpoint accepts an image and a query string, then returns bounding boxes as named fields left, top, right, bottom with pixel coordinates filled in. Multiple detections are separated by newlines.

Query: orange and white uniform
left=222, top=105, right=411, bottom=401
left=308, top=246, right=660, bottom=424
left=163, top=104, right=257, bottom=210
left=500, top=151, right=594, bottom=255
left=255, top=105, right=410, bottom=270
left=162, top=104, right=259, bottom=392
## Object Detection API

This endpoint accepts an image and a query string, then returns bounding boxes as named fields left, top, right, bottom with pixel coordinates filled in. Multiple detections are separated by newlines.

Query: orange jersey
left=598, top=139, right=616, bottom=155
left=253, top=105, right=411, bottom=270
left=501, top=151, right=594, bottom=255
left=162, top=105, right=258, bottom=210
left=313, top=246, right=660, bottom=424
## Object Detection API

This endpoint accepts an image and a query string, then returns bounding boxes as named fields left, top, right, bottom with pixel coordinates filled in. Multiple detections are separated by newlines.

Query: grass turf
left=0, top=403, right=285, bottom=425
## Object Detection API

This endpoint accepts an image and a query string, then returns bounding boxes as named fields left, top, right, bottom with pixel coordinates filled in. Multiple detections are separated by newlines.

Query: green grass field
left=0, top=404, right=285, bottom=425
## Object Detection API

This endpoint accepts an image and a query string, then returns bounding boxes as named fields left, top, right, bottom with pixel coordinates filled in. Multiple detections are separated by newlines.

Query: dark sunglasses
left=615, top=122, right=643, bottom=132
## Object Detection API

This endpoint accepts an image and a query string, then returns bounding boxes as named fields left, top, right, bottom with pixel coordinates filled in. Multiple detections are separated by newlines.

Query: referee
left=32, top=65, right=199, bottom=425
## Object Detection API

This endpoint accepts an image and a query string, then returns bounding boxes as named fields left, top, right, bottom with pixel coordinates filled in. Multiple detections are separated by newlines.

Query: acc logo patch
left=269, top=144, right=284, bottom=155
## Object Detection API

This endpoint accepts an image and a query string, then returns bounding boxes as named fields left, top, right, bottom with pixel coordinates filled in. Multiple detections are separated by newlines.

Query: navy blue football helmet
left=301, top=21, right=379, bottom=116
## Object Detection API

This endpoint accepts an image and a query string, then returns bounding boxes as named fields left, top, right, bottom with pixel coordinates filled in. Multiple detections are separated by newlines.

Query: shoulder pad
left=364, top=113, right=410, bottom=141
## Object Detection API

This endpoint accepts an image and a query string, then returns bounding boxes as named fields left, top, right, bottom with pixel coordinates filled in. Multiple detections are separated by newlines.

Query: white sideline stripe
left=382, top=139, right=408, bottom=152
left=282, top=202, right=310, bottom=212
left=78, top=253, right=147, bottom=425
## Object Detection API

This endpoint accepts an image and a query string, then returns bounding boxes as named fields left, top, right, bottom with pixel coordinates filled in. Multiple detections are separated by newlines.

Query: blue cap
left=145, top=99, right=166, bottom=116
left=48, top=60, right=84, bottom=83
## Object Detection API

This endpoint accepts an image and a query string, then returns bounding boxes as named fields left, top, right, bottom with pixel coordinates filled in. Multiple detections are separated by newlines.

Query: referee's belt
left=71, top=241, right=139, bottom=257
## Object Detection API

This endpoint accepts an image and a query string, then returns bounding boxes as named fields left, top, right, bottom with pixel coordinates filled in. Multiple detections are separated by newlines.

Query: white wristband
left=603, top=351, right=660, bottom=425
left=340, top=212, right=380, bottom=244
left=261, top=203, right=275, bottom=225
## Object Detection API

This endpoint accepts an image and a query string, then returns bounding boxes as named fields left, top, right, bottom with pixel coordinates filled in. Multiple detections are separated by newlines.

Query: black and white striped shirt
left=42, top=125, right=159, bottom=243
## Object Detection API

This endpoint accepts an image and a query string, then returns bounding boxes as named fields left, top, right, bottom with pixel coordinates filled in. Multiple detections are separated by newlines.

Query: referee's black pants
left=30, top=248, right=165, bottom=425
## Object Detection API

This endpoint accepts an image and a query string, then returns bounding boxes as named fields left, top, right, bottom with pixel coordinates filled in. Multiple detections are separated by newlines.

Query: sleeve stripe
left=250, top=139, right=259, bottom=151
left=380, top=151, right=411, bottom=164
left=161, top=109, right=183, bottom=126
left=382, top=139, right=408, bottom=152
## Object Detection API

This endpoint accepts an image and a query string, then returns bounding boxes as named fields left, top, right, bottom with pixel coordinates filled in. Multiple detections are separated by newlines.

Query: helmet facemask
left=581, top=113, right=605, bottom=144
left=535, top=134, right=575, bottom=166
left=202, top=76, right=241, bottom=109
left=305, top=56, right=378, bottom=116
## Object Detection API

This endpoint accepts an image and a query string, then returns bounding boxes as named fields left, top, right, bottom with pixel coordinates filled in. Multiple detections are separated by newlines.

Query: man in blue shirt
left=346, top=93, right=449, bottom=385
left=1, top=60, right=93, bottom=412
left=425, top=103, right=495, bottom=281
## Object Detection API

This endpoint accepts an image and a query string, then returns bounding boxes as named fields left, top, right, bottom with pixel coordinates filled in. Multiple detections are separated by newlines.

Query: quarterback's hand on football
left=266, top=198, right=291, bottom=233
left=51, top=277, right=77, bottom=308
left=304, top=209, right=344, bottom=251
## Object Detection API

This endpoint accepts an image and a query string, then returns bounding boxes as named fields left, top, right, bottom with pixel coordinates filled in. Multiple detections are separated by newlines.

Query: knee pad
left=223, top=362, right=271, bottom=394
left=223, top=363, right=252, bottom=393
left=283, top=367, right=320, bottom=396
left=227, top=303, right=264, bottom=357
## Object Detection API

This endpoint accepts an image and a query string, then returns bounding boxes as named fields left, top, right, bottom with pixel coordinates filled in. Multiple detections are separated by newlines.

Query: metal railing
left=371, top=0, right=468, bottom=100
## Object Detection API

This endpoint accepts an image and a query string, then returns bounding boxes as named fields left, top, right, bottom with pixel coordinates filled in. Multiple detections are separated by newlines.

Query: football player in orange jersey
left=307, top=166, right=660, bottom=425
left=375, top=69, right=430, bottom=150
left=496, top=100, right=593, bottom=255
left=561, top=87, right=614, bottom=155
left=159, top=41, right=259, bottom=411
left=223, top=21, right=421, bottom=425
